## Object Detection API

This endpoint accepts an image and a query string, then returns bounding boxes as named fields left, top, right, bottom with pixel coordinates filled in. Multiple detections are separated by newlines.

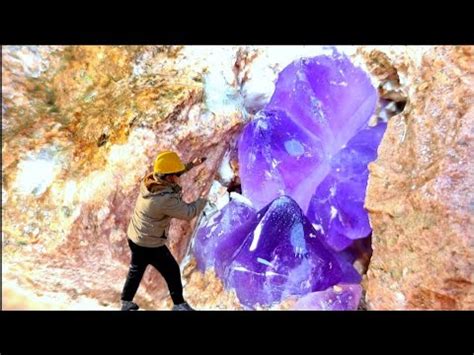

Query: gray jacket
left=127, top=173, right=207, bottom=247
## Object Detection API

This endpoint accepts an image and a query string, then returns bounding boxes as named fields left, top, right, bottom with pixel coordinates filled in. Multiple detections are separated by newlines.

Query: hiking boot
left=172, top=302, right=195, bottom=311
left=121, top=300, right=139, bottom=311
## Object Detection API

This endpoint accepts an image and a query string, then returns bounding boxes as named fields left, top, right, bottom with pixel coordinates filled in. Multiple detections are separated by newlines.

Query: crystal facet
left=292, top=284, right=362, bottom=310
left=306, top=122, right=387, bottom=250
left=238, top=109, right=325, bottom=212
left=238, top=51, right=378, bottom=212
left=224, top=196, right=347, bottom=308
left=194, top=198, right=258, bottom=279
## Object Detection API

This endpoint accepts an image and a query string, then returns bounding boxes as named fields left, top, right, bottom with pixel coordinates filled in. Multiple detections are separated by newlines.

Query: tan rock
left=365, top=46, right=474, bottom=310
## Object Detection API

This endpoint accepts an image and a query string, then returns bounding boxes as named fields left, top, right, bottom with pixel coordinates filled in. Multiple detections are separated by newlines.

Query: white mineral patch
left=14, top=147, right=62, bottom=197
left=218, top=152, right=234, bottom=185
left=284, top=139, right=305, bottom=157
left=249, top=222, right=263, bottom=251
left=207, top=180, right=230, bottom=210
left=229, top=192, right=253, bottom=207
left=312, top=223, right=324, bottom=234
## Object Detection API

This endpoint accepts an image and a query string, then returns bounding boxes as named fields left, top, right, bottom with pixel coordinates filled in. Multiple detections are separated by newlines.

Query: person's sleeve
left=160, top=195, right=207, bottom=220
left=184, top=162, right=194, bottom=173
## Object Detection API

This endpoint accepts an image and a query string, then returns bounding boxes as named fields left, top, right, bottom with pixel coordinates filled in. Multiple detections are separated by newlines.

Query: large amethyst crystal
left=224, top=196, right=347, bottom=308
left=193, top=198, right=258, bottom=279
left=306, top=122, right=387, bottom=250
left=238, top=51, right=379, bottom=213
left=193, top=50, right=386, bottom=308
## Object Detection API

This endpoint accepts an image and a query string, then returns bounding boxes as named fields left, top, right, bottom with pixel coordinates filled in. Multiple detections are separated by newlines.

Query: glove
left=196, top=198, right=208, bottom=213
left=202, top=201, right=218, bottom=218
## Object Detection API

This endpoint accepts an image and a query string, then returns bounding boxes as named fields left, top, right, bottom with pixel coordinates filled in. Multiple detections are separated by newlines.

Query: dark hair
left=154, top=171, right=184, bottom=180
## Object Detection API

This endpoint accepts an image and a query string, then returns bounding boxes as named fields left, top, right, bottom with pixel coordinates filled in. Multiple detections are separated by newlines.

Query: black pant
left=121, top=239, right=185, bottom=305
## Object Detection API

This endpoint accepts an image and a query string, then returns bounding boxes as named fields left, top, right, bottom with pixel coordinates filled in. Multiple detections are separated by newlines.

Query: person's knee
left=158, top=261, right=181, bottom=283
left=129, top=263, right=145, bottom=274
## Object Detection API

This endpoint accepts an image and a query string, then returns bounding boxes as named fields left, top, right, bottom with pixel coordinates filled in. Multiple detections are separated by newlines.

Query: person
left=120, top=151, right=207, bottom=311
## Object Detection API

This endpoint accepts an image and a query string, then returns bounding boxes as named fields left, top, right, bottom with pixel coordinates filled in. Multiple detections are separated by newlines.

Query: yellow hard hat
left=153, top=151, right=186, bottom=175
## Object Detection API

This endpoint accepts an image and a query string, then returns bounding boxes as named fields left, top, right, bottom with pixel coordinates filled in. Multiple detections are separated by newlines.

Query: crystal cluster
left=306, top=122, right=386, bottom=250
left=238, top=51, right=380, bottom=212
left=194, top=50, right=385, bottom=309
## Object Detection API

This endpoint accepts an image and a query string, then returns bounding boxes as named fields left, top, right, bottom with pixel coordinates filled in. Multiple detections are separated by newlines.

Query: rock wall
left=364, top=46, right=474, bottom=310
left=2, top=46, right=244, bottom=309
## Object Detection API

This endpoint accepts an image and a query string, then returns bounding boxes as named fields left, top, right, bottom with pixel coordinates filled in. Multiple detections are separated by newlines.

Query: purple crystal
left=224, top=196, right=349, bottom=308
left=336, top=251, right=362, bottom=284
left=292, top=284, right=362, bottom=310
left=193, top=198, right=258, bottom=279
left=192, top=52, right=385, bottom=309
left=306, top=122, right=387, bottom=251
left=239, top=51, right=378, bottom=212
left=268, top=53, right=378, bottom=150
left=238, top=109, right=325, bottom=212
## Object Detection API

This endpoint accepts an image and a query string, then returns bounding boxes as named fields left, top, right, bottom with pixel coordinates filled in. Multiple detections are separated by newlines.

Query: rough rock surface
left=364, top=46, right=474, bottom=310
left=2, top=46, right=244, bottom=309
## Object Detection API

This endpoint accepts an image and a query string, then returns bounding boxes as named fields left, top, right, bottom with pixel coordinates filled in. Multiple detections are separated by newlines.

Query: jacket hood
left=140, top=172, right=181, bottom=198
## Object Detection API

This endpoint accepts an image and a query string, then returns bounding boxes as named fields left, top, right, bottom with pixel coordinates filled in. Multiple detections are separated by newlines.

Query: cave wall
left=363, top=46, right=474, bottom=310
